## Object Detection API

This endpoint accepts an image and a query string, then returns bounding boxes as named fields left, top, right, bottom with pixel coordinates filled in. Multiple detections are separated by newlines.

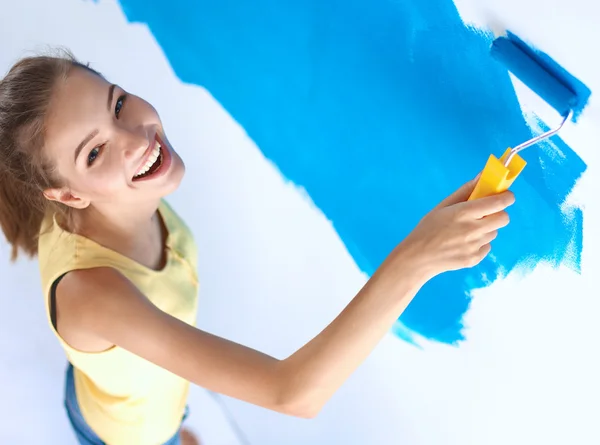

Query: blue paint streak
left=491, top=32, right=592, bottom=121
left=114, top=0, right=586, bottom=344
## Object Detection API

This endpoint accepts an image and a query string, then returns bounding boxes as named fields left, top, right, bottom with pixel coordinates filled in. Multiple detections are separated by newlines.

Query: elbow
left=275, top=369, right=327, bottom=419
left=295, top=408, right=321, bottom=420
left=278, top=397, right=323, bottom=419
left=280, top=398, right=323, bottom=419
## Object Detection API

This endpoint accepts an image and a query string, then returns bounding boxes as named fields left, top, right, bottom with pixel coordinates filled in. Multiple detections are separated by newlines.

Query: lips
left=133, top=138, right=162, bottom=180
left=131, top=133, right=172, bottom=183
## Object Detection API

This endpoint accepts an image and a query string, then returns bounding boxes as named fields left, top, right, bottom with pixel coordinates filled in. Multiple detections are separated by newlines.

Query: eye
left=87, top=144, right=104, bottom=166
left=115, top=94, right=127, bottom=118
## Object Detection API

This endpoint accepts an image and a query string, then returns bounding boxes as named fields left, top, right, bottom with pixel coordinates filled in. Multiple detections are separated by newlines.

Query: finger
left=462, top=190, right=515, bottom=218
left=477, top=210, right=510, bottom=233
left=463, top=242, right=492, bottom=268
left=478, top=230, right=498, bottom=245
left=473, top=243, right=492, bottom=266
left=436, top=174, right=482, bottom=208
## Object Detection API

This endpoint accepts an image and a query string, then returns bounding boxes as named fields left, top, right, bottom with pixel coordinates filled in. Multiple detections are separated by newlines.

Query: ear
left=43, top=187, right=90, bottom=210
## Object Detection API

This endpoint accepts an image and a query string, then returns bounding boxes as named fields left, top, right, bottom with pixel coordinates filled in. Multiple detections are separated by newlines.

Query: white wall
left=1, top=1, right=598, bottom=444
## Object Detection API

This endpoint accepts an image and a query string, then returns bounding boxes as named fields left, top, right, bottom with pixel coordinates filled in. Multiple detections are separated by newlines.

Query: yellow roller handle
left=468, top=148, right=527, bottom=200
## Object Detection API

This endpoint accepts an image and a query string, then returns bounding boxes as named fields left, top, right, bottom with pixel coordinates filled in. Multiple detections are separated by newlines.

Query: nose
left=117, top=125, right=151, bottom=161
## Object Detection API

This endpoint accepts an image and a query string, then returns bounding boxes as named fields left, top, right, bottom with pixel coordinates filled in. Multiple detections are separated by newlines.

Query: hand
left=398, top=176, right=515, bottom=281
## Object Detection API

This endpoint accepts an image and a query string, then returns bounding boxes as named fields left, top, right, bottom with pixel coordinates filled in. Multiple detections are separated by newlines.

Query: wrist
left=366, top=246, right=429, bottom=301
left=391, top=240, right=438, bottom=286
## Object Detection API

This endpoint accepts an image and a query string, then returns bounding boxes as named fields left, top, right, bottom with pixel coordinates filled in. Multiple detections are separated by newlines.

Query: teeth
left=134, top=142, right=162, bottom=178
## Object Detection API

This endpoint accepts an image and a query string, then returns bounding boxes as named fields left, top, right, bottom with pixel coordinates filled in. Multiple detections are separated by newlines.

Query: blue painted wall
left=116, top=0, right=585, bottom=344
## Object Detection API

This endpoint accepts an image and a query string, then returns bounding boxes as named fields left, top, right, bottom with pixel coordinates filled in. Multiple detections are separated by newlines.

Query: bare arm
left=276, top=247, right=425, bottom=416
left=55, top=253, right=422, bottom=418
left=55, top=180, right=514, bottom=418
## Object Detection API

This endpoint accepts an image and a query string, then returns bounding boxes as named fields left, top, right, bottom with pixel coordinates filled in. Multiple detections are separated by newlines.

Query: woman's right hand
left=397, top=177, right=515, bottom=282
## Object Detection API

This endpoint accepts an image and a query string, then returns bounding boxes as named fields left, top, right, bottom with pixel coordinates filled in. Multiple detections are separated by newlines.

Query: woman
left=0, top=51, right=514, bottom=445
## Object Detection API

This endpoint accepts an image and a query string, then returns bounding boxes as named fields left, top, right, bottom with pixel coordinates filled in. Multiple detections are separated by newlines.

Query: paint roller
left=468, top=31, right=592, bottom=201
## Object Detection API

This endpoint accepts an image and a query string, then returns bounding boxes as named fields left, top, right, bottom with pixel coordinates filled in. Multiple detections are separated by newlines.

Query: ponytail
left=0, top=49, right=85, bottom=261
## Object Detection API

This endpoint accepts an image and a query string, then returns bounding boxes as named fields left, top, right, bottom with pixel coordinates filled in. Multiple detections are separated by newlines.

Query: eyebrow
left=107, top=83, right=116, bottom=112
left=74, top=84, right=116, bottom=164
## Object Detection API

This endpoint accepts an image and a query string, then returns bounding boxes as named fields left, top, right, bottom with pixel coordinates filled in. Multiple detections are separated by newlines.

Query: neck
left=74, top=198, right=162, bottom=248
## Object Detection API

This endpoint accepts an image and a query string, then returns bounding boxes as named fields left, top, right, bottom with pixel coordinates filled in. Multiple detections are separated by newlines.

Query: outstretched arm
left=54, top=181, right=514, bottom=418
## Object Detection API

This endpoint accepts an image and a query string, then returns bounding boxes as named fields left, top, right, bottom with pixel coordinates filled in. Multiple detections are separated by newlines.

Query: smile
left=133, top=141, right=163, bottom=180
left=132, top=134, right=172, bottom=182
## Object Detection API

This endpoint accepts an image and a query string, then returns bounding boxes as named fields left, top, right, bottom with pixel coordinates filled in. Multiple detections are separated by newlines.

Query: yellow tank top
left=38, top=199, right=199, bottom=445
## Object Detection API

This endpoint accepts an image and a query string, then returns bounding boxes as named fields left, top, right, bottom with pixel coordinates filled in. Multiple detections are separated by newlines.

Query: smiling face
left=43, top=66, right=185, bottom=211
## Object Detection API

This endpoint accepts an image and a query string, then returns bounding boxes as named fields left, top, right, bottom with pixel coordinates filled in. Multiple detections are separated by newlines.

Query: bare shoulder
left=58, top=267, right=137, bottom=300
left=56, top=267, right=136, bottom=312
left=55, top=267, right=286, bottom=413
left=54, top=267, right=141, bottom=352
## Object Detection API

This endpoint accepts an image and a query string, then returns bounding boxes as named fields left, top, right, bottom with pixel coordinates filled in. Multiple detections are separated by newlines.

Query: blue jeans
left=64, top=364, right=188, bottom=445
